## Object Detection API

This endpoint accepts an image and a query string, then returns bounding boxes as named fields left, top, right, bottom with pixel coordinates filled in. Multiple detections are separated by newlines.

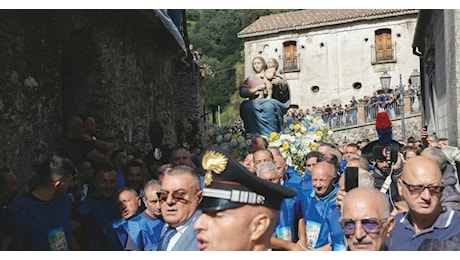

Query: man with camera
left=363, top=142, right=405, bottom=213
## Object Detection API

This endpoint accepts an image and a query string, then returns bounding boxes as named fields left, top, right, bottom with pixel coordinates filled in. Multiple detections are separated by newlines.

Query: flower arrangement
left=206, top=124, right=254, bottom=161
left=205, top=115, right=334, bottom=172
left=269, top=115, right=334, bottom=174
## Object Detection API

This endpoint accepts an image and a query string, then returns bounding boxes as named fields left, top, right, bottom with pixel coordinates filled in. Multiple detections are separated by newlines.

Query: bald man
left=341, top=187, right=394, bottom=251
left=387, top=156, right=460, bottom=250
left=307, top=161, right=346, bottom=250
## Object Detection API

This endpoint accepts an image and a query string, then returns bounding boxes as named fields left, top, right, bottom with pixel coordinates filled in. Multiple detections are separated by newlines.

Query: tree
left=186, top=9, right=294, bottom=126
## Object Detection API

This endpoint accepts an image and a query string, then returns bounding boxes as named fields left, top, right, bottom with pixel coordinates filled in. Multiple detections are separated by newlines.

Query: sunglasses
left=157, top=190, right=188, bottom=203
left=157, top=189, right=198, bottom=203
left=340, top=218, right=388, bottom=236
left=400, top=179, right=444, bottom=194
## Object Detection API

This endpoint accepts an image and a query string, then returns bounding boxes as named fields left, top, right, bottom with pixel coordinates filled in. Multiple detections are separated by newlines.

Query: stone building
left=238, top=9, right=420, bottom=112
left=412, top=9, right=460, bottom=147
left=0, top=10, right=206, bottom=184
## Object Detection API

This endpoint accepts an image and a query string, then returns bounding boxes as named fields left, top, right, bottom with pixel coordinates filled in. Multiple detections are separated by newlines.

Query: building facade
left=412, top=9, right=460, bottom=147
left=238, top=9, right=420, bottom=112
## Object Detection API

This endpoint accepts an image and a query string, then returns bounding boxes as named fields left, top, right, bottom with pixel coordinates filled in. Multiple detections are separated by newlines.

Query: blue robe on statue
left=240, top=98, right=290, bottom=137
left=239, top=79, right=290, bottom=137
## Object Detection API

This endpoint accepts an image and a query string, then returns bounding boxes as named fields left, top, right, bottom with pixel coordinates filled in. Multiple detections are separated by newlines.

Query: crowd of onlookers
left=1, top=110, right=460, bottom=251
left=238, top=128, right=460, bottom=250
left=285, top=86, right=421, bottom=129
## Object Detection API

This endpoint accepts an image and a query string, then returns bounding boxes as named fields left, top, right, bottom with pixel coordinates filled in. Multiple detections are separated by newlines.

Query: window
left=311, top=86, right=320, bottom=92
left=373, top=29, right=395, bottom=63
left=282, top=41, right=299, bottom=72
left=353, top=82, right=362, bottom=89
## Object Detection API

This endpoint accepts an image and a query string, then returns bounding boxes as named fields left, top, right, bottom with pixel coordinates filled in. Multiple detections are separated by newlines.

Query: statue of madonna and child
left=239, top=56, right=290, bottom=137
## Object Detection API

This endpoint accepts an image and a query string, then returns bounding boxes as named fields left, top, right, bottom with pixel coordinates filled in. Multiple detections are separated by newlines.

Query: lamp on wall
left=380, top=71, right=391, bottom=93
left=409, top=69, right=420, bottom=90
left=380, top=71, right=406, bottom=141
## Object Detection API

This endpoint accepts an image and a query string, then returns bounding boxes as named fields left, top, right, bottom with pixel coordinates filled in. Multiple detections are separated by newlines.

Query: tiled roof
left=238, top=9, right=419, bottom=38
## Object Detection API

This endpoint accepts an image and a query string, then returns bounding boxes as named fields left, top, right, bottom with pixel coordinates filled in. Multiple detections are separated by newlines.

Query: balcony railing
left=281, top=55, right=300, bottom=72
left=315, top=96, right=421, bottom=129
left=371, top=43, right=397, bottom=64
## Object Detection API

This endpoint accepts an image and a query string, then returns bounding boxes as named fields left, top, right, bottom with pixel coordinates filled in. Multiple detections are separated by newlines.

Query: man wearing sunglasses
left=340, top=187, right=394, bottom=251
left=387, top=156, right=460, bottom=250
left=154, top=165, right=202, bottom=251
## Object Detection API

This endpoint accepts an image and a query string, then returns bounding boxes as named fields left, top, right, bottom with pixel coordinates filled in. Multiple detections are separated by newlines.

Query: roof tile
left=238, top=9, right=418, bottom=38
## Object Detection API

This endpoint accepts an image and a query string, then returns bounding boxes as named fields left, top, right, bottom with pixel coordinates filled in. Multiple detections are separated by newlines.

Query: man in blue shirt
left=302, top=151, right=323, bottom=190
left=1, top=156, right=79, bottom=250
left=268, top=147, right=302, bottom=187
left=307, top=161, right=346, bottom=251
left=387, top=156, right=460, bottom=250
left=256, top=162, right=305, bottom=250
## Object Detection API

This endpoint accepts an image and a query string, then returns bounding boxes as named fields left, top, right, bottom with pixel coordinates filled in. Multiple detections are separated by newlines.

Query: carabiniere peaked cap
left=198, top=146, right=297, bottom=211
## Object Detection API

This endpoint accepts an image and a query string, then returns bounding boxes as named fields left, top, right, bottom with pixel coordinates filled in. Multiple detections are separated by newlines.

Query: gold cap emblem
left=201, top=150, right=228, bottom=186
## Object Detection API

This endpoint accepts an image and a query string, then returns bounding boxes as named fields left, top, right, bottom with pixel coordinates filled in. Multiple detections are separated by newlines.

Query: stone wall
left=330, top=114, right=423, bottom=144
left=0, top=10, right=206, bottom=184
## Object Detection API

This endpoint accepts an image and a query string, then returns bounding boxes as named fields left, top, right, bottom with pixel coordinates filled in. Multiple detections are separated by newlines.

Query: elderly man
left=341, top=187, right=395, bottom=251
left=268, top=147, right=302, bottom=186
left=193, top=146, right=296, bottom=251
left=387, top=156, right=460, bottom=250
left=169, top=147, right=195, bottom=168
left=256, top=162, right=305, bottom=251
left=307, top=161, right=346, bottom=250
left=155, top=165, right=202, bottom=251
left=253, top=148, right=274, bottom=169
left=421, top=147, right=460, bottom=212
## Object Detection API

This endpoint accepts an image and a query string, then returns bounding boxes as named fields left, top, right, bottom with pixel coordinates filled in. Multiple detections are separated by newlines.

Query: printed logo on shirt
left=48, top=227, right=68, bottom=250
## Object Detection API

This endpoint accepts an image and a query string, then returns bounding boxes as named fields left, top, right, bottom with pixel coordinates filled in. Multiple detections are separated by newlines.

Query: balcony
left=281, top=55, right=300, bottom=72
left=371, top=43, right=397, bottom=64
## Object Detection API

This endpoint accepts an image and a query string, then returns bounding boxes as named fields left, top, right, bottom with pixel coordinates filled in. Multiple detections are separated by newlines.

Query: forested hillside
left=186, top=9, right=295, bottom=126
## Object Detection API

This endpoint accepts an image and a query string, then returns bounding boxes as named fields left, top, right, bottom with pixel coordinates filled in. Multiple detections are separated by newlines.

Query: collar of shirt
left=165, top=210, right=201, bottom=250
left=310, top=185, right=338, bottom=202
left=400, top=206, right=453, bottom=234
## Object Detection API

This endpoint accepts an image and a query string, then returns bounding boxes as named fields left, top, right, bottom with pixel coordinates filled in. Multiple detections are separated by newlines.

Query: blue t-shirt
left=285, top=166, right=303, bottom=185
left=274, top=194, right=301, bottom=242
left=298, top=193, right=330, bottom=249
left=125, top=211, right=164, bottom=250
left=0, top=193, right=74, bottom=250
left=305, top=186, right=346, bottom=251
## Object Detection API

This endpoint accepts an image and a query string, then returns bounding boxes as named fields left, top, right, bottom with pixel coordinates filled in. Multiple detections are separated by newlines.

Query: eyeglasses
left=340, top=218, right=388, bottom=236
left=306, top=163, right=316, bottom=167
left=400, top=179, right=444, bottom=194
left=157, top=190, right=195, bottom=203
